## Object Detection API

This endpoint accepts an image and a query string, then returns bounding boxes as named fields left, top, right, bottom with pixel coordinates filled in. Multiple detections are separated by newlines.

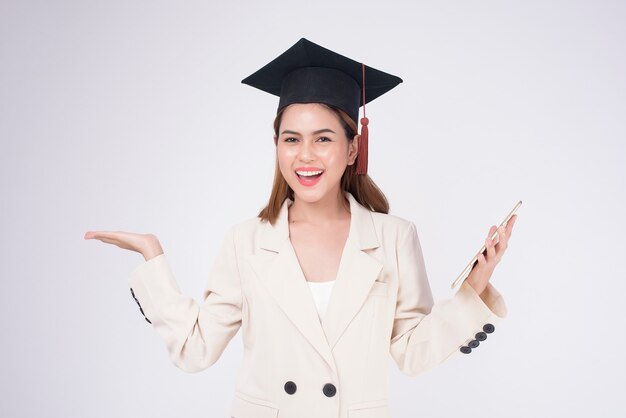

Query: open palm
left=84, top=230, right=163, bottom=261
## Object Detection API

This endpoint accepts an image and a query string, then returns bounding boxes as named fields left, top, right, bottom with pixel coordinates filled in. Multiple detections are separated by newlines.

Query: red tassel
left=356, top=117, right=369, bottom=175
left=356, top=63, right=369, bottom=175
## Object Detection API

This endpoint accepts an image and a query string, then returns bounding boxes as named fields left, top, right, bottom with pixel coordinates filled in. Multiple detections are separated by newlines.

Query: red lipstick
left=294, top=167, right=324, bottom=187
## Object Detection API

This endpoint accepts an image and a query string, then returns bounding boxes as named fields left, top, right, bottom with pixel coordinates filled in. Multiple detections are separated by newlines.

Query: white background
left=1, top=0, right=625, bottom=417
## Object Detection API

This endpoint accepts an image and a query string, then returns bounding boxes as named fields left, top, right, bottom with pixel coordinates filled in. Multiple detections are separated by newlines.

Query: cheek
left=276, top=147, right=296, bottom=174
left=319, top=147, right=349, bottom=168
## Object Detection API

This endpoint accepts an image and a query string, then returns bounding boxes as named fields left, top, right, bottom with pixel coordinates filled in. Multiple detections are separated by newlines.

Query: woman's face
left=275, top=103, right=358, bottom=205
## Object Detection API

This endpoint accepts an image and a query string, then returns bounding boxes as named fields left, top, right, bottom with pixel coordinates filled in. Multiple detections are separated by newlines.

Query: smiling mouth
left=296, top=172, right=323, bottom=180
left=295, top=169, right=324, bottom=180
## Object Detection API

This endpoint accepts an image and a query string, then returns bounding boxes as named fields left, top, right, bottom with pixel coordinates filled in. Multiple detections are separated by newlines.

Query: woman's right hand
left=84, top=230, right=164, bottom=261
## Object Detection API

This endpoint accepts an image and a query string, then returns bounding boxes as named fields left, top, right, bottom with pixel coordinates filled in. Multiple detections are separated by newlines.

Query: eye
left=283, top=137, right=298, bottom=143
left=317, top=136, right=331, bottom=142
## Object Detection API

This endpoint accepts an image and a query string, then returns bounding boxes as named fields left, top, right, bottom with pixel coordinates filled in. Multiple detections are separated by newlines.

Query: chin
left=290, top=185, right=340, bottom=204
left=286, top=172, right=341, bottom=203
left=292, top=192, right=325, bottom=203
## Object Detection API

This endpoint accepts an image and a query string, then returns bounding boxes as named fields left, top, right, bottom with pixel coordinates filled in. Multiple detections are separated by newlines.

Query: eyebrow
left=280, top=128, right=336, bottom=136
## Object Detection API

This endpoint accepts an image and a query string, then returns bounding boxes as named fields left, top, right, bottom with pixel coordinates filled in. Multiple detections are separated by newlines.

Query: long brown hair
left=257, top=103, right=389, bottom=225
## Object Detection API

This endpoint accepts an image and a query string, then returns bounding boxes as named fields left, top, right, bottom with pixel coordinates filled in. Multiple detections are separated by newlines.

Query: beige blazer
left=128, top=191, right=507, bottom=418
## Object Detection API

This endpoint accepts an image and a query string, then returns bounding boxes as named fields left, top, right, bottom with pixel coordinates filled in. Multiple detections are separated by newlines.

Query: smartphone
left=450, top=200, right=522, bottom=289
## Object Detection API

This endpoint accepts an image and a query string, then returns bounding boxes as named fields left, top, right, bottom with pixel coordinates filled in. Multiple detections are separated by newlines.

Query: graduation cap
left=241, top=37, right=403, bottom=175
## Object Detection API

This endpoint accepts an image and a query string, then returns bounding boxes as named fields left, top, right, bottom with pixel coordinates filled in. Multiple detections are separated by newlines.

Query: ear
left=347, top=134, right=359, bottom=165
left=273, top=135, right=278, bottom=146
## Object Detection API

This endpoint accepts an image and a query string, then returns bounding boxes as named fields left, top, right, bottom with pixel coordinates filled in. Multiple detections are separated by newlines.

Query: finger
left=97, top=237, right=120, bottom=245
left=495, top=225, right=507, bottom=256
left=497, top=225, right=508, bottom=243
left=88, top=231, right=127, bottom=241
left=485, top=238, right=495, bottom=262
left=486, top=227, right=497, bottom=261
left=485, top=226, right=496, bottom=249
left=85, top=231, right=128, bottom=246
left=478, top=252, right=486, bottom=266
left=85, top=231, right=112, bottom=240
left=506, top=215, right=517, bottom=235
left=84, top=231, right=109, bottom=240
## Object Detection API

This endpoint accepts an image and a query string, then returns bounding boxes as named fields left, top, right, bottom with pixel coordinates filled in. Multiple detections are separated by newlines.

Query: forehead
left=280, top=103, right=341, bottom=127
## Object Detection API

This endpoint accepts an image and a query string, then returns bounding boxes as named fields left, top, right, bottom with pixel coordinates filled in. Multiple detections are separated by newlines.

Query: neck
left=289, top=190, right=350, bottom=225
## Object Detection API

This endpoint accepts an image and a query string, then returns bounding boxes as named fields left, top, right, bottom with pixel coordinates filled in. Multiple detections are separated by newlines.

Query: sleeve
left=127, top=226, right=243, bottom=373
left=389, top=221, right=507, bottom=377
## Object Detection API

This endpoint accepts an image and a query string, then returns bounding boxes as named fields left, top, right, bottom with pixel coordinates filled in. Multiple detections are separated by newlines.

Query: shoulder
left=370, top=210, right=412, bottom=227
left=214, top=216, right=267, bottom=255
left=369, top=211, right=415, bottom=237
left=229, top=215, right=266, bottom=237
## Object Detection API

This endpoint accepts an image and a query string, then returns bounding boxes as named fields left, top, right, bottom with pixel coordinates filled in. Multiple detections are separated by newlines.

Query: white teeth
left=296, top=170, right=324, bottom=176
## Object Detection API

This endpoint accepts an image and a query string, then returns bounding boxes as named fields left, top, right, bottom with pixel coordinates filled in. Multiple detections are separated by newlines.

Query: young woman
left=85, top=38, right=516, bottom=418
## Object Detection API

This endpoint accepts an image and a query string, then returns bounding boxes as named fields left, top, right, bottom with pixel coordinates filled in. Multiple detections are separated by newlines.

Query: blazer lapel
left=245, top=191, right=383, bottom=376
left=321, top=193, right=383, bottom=349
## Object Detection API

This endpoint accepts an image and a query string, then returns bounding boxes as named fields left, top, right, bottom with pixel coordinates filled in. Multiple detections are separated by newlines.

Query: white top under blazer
left=307, top=280, right=336, bottom=320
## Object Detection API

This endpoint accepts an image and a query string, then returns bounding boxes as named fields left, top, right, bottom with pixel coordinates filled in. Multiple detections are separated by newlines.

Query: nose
left=297, top=139, right=315, bottom=162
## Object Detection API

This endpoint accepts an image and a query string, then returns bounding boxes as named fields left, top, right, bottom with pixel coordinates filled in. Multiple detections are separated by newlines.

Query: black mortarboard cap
left=241, top=38, right=403, bottom=175
left=241, top=37, right=403, bottom=126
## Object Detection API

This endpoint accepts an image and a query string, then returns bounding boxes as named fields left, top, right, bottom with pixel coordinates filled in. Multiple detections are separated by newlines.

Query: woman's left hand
left=466, top=214, right=517, bottom=295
